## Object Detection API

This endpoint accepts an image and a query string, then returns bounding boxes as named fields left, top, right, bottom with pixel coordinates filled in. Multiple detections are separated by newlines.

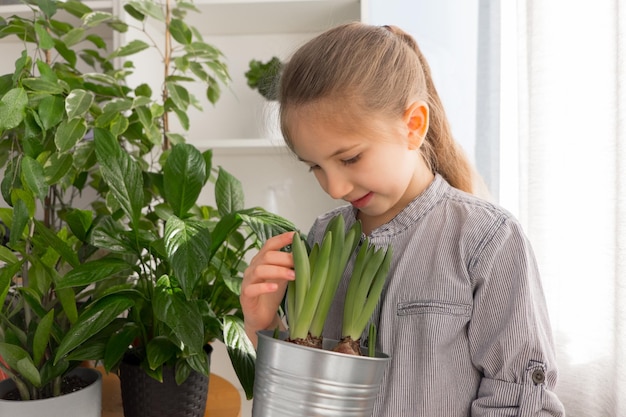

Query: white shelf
left=188, top=0, right=360, bottom=35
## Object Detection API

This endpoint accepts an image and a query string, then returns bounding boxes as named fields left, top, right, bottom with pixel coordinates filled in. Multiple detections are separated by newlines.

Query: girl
left=241, top=23, right=565, bottom=416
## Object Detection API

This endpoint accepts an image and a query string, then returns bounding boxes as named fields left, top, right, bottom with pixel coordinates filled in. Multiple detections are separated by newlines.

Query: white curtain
left=498, top=1, right=626, bottom=416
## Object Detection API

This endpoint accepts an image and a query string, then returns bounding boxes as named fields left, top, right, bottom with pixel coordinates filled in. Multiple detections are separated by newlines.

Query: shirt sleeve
left=467, top=216, right=565, bottom=416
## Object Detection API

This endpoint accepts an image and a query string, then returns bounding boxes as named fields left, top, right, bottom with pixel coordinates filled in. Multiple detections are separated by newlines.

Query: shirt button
left=532, top=369, right=546, bottom=385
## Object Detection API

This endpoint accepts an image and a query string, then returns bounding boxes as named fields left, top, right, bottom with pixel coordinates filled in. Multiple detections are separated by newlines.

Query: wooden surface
left=99, top=366, right=241, bottom=417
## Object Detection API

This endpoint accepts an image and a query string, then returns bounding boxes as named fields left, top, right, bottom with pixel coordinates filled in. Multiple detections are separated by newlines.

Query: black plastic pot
left=119, top=345, right=212, bottom=417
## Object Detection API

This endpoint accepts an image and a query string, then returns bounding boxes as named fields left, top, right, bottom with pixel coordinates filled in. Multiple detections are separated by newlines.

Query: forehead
left=283, top=99, right=402, bottom=161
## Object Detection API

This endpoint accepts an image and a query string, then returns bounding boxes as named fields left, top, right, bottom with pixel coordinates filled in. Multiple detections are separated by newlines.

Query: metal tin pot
left=253, top=330, right=390, bottom=417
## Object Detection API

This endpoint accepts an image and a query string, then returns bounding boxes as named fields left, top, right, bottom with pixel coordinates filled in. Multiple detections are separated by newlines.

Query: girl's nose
left=323, top=172, right=352, bottom=200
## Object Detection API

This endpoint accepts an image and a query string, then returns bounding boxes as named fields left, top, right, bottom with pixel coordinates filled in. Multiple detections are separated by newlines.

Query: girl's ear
left=404, top=101, right=429, bottom=149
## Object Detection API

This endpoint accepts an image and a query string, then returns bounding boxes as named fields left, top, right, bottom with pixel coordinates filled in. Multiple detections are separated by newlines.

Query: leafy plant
left=0, top=0, right=295, bottom=401
left=287, top=213, right=392, bottom=356
left=244, top=56, right=282, bottom=101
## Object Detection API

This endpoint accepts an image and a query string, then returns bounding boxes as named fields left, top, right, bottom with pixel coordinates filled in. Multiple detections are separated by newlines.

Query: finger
left=261, top=231, right=296, bottom=252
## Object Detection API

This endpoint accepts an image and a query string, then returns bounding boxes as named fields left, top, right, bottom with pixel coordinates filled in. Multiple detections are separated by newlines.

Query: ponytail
left=384, top=26, right=476, bottom=194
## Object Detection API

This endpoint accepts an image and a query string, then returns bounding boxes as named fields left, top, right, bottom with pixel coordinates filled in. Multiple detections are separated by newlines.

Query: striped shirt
left=307, top=174, right=565, bottom=417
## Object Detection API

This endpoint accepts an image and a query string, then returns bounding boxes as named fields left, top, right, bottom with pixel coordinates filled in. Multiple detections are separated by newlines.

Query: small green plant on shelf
left=245, top=56, right=283, bottom=101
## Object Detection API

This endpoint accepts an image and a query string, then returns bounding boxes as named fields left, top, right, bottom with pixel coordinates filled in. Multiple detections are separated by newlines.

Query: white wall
left=365, top=0, right=479, bottom=162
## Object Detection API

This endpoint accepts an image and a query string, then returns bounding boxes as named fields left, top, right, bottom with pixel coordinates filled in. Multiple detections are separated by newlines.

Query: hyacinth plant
left=286, top=213, right=393, bottom=356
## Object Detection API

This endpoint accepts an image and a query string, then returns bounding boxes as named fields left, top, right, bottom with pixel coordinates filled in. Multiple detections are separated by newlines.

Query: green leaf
left=109, top=39, right=150, bottom=58
left=163, top=143, right=205, bottom=217
left=238, top=210, right=297, bottom=243
left=0, top=88, right=28, bottom=130
left=94, top=128, right=144, bottom=229
left=9, top=199, right=29, bottom=248
left=0, top=343, right=40, bottom=387
left=59, top=0, right=92, bottom=18
left=56, top=286, right=78, bottom=324
left=66, top=89, right=94, bottom=119
left=215, top=167, right=244, bottom=216
left=57, top=258, right=133, bottom=288
left=153, top=276, right=204, bottom=354
left=103, top=323, right=140, bottom=371
left=83, top=11, right=114, bottom=28
left=62, top=27, right=86, bottom=47
left=54, top=39, right=77, bottom=67
left=55, top=118, right=87, bottom=153
left=127, top=0, right=165, bottom=22
left=164, top=216, right=210, bottom=299
left=43, top=152, right=73, bottom=185
left=33, top=220, right=80, bottom=267
left=224, top=316, right=256, bottom=400
left=22, top=78, right=65, bottom=95
left=21, top=156, right=49, bottom=202
left=0, top=246, right=19, bottom=264
left=34, top=22, right=55, bottom=50
left=33, top=310, right=55, bottom=365
left=169, top=18, right=192, bottom=45
left=55, top=295, right=135, bottom=363
left=166, top=82, right=190, bottom=111
left=37, top=95, right=65, bottom=130
left=37, top=0, right=58, bottom=18
left=146, top=336, right=178, bottom=370
left=64, top=208, right=92, bottom=241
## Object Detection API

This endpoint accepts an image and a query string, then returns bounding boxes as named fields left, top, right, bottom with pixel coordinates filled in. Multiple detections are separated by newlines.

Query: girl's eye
left=341, top=154, right=361, bottom=166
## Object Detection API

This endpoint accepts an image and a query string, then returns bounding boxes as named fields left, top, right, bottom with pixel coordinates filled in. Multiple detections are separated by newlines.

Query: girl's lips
left=350, top=192, right=373, bottom=208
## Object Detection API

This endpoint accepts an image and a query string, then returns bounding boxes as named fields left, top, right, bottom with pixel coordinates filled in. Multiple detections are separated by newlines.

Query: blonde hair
left=279, top=22, right=476, bottom=194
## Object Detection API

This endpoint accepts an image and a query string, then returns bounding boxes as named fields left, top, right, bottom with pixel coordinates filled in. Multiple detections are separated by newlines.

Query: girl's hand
left=240, top=231, right=296, bottom=346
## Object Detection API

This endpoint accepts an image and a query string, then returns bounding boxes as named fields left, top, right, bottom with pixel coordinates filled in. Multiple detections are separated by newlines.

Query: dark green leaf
left=94, top=128, right=144, bottom=229
left=9, top=199, right=29, bottom=248
left=215, top=167, right=244, bottom=216
left=54, top=38, right=77, bottom=67
left=103, top=323, right=140, bottom=371
left=146, top=336, right=178, bottom=370
left=34, top=219, right=80, bottom=267
left=57, top=258, right=133, bottom=289
left=33, top=310, right=55, bottom=365
left=0, top=343, right=40, bottom=387
left=153, top=276, right=204, bottom=354
left=64, top=208, right=92, bottom=241
left=163, top=143, right=205, bottom=217
left=224, top=316, right=256, bottom=400
left=55, top=294, right=135, bottom=362
left=164, top=216, right=210, bottom=298
left=37, top=95, right=64, bottom=130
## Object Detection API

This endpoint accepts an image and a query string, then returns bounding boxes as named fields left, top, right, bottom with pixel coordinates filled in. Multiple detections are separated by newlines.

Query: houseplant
left=253, top=213, right=393, bottom=416
left=0, top=0, right=135, bottom=411
left=0, top=0, right=295, bottom=411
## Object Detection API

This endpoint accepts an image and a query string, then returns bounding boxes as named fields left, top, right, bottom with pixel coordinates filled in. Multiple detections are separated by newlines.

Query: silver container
left=253, top=330, right=390, bottom=417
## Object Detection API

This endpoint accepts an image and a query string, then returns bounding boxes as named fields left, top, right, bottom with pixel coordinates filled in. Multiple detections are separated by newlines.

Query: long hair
left=279, top=22, right=476, bottom=194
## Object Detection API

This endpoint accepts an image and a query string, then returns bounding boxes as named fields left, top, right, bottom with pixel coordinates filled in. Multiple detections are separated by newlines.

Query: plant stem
left=161, top=0, right=173, bottom=151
